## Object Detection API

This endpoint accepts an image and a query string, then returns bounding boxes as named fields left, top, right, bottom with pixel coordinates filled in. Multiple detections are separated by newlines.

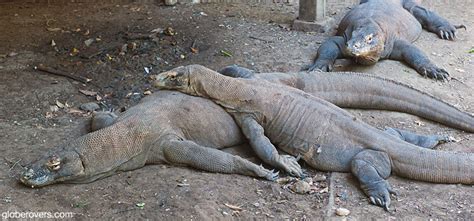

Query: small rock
left=335, top=207, right=350, bottom=216
left=50, top=105, right=59, bottom=113
left=303, top=176, right=313, bottom=183
left=8, top=52, right=18, bottom=57
left=79, top=102, right=100, bottom=112
left=150, top=28, right=163, bottom=33
left=313, top=174, right=327, bottom=182
left=164, top=0, right=177, bottom=6
left=144, top=67, right=151, bottom=74
left=84, top=38, right=94, bottom=47
left=276, top=176, right=295, bottom=184
left=290, top=180, right=311, bottom=194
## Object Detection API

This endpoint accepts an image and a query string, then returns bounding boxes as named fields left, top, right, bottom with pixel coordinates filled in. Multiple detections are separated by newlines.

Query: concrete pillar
left=299, top=0, right=326, bottom=22
left=293, top=0, right=334, bottom=32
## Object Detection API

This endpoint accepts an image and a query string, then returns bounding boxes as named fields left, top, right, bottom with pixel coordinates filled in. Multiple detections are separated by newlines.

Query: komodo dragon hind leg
left=90, top=111, right=118, bottom=132
left=236, top=115, right=304, bottom=178
left=218, top=65, right=255, bottom=78
left=384, top=127, right=453, bottom=149
left=402, top=0, right=465, bottom=40
left=159, top=138, right=279, bottom=181
left=351, top=149, right=397, bottom=211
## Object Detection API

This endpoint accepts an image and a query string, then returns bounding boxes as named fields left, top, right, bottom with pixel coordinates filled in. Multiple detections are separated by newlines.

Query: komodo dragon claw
left=278, top=155, right=304, bottom=178
left=365, top=180, right=397, bottom=211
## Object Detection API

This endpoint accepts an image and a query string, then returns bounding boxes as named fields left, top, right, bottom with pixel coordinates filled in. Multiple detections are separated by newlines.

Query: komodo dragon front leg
left=234, top=114, right=304, bottom=177
left=389, top=39, right=449, bottom=80
left=303, top=36, right=347, bottom=72
left=154, top=135, right=279, bottom=181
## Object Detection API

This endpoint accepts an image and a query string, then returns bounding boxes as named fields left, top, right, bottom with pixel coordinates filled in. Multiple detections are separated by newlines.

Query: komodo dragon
left=304, top=0, right=466, bottom=80
left=20, top=67, right=474, bottom=188
left=153, top=65, right=473, bottom=210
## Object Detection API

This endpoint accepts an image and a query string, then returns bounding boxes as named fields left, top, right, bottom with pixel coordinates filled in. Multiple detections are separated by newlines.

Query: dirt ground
left=0, top=0, right=472, bottom=219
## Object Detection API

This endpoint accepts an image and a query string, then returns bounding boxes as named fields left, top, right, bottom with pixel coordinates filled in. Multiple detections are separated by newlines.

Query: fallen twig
left=123, top=32, right=153, bottom=40
left=249, top=36, right=273, bottom=43
left=35, top=64, right=91, bottom=84
left=224, top=203, right=243, bottom=211
left=4, top=157, right=24, bottom=171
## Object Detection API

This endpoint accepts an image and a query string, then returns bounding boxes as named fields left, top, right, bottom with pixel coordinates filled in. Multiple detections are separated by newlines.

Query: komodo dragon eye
left=366, top=35, right=373, bottom=42
left=46, top=156, right=61, bottom=171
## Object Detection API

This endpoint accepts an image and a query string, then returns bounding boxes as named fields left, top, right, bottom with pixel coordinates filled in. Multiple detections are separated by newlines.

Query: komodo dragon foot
left=302, top=60, right=333, bottom=72
left=384, top=127, right=454, bottom=149
left=276, top=154, right=304, bottom=178
left=419, top=66, right=449, bottom=81
left=351, top=150, right=397, bottom=211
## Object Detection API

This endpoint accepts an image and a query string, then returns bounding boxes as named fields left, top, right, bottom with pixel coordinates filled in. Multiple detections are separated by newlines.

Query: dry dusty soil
left=0, top=0, right=472, bottom=219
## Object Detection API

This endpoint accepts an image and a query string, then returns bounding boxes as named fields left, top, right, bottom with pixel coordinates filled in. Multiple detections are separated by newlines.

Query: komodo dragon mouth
left=20, top=149, right=86, bottom=188
left=345, top=32, right=384, bottom=65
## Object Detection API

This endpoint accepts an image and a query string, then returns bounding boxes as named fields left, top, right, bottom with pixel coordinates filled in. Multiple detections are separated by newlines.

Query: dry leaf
left=319, top=187, right=329, bottom=193
left=79, top=89, right=97, bottom=96
left=50, top=105, right=59, bottom=112
left=67, top=108, right=83, bottom=114
left=45, top=112, right=54, bottom=119
left=46, top=27, right=62, bottom=32
left=190, top=47, right=199, bottom=53
left=56, top=100, right=65, bottom=108
left=143, top=90, right=152, bottom=95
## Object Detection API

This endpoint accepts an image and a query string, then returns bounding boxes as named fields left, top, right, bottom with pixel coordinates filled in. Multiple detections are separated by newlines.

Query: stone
left=80, top=102, right=100, bottom=112
left=335, top=207, right=350, bottom=216
left=290, top=180, right=311, bottom=194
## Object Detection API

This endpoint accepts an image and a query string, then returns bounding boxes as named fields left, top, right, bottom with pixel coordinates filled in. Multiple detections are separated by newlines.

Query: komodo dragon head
left=20, top=147, right=86, bottom=188
left=344, top=20, right=385, bottom=65
left=151, top=66, right=195, bottom=95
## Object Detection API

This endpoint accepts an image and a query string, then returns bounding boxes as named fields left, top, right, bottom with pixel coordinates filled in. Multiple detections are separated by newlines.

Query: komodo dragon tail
left=309, top=72, right=474, bottom=133
left=388, top=142, right=473, bottom=184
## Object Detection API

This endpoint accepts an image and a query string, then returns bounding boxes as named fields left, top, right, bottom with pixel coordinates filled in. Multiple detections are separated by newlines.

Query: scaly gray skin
left=304, top=0, right=466, bottom=80
left=19, top=70, right=457, bottom=188
left=154, top=65, right=473, bottom=210
left=221, top=65, right=474, bottom=132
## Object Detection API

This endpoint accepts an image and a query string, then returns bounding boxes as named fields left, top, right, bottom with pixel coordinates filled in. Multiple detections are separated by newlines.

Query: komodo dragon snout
left=20, top=148, right=85, bottom=188
left=150, top=67, right=192, bottom=93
